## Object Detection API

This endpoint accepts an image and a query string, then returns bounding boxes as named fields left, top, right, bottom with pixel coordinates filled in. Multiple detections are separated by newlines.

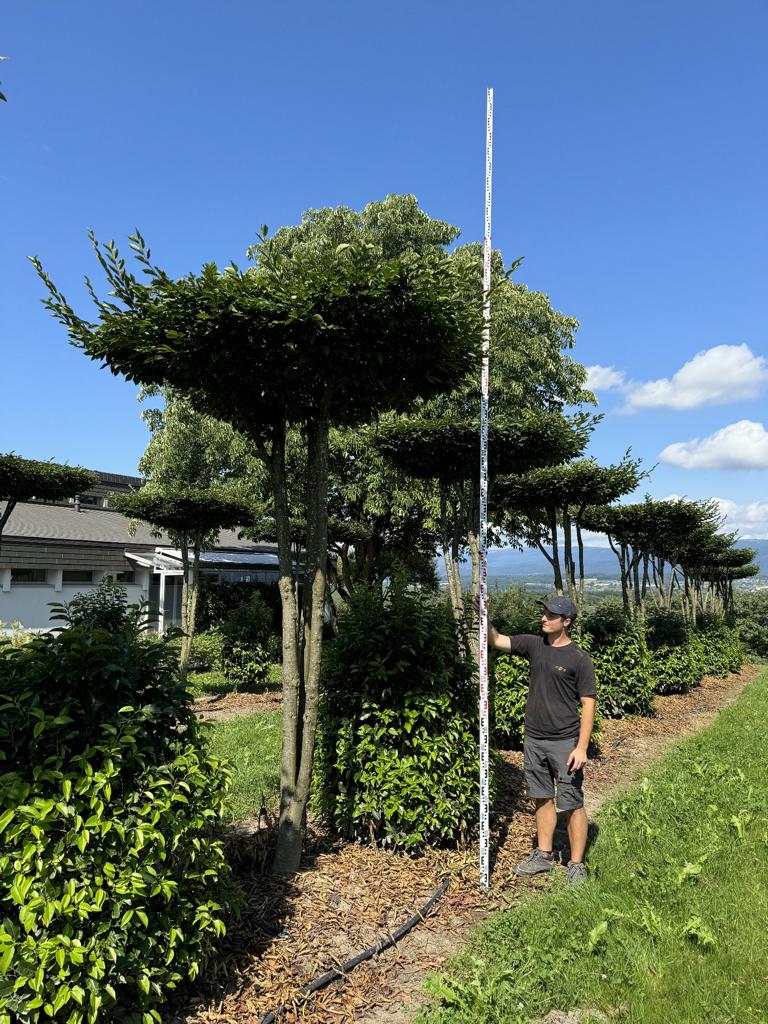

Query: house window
left=115, top=571, right=135, bottom=584
left=11, top=569, right=49, bottom=584
left=62, top=570, right=94, bottom=584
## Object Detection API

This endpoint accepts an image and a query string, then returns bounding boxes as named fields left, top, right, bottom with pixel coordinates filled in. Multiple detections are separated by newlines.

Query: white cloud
left=712, top=497, right=768, bottom=539
left=585, top=365, right=626, bottom=391
left=660, top=420, right=768, bottom=470
left=625, top=344, right=768, bottom=411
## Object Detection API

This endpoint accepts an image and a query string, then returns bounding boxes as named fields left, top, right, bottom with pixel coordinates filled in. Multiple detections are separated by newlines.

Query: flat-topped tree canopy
left=0, top=453, right=97, bottom=504
left=492, top=454, right=642, bottom=516
left=0, top=454, right=98, bottom=549
left=375, top=413, right=591, bottom=483
left=110, top=489, right=258, bottom=536
left=33, top=232, right=482, bottom=438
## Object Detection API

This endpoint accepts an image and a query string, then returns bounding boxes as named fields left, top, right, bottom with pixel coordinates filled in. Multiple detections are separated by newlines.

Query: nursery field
left=170, top=664, right=760, bottom=1024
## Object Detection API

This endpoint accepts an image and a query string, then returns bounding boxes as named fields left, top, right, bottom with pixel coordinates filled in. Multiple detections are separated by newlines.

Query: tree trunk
left=466, top=524, right=481, bottom=666
left=562, top=507, right=577, bottom=603
left=548, top=506, right=564, bottom=595
left=576, top=520, right=586, bottom=614
left=180, top=537, right=202, bottom=679
left=179, top=531, right=193, bottom=678
left=273, top=417, right=329, bottom=874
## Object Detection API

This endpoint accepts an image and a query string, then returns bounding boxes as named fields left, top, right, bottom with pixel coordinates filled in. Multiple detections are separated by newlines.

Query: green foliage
left=647, top=643, right=700, bottom=695
left=579, top=599, right=629, bottom=646
left=490, top=654, right=529, bottom=747
left=487, top=586, right=542, bottom=637
left=579, top=629, right=655, bottom=718
left=187, top=629, right=225, bottom=672
left=690, top=623, right=743, bottom=677
left=0, top=623, right=34, bottom=649
left=317, top=581, right=481, bottom=850
left=57, top=577, right=131, bottom=633
left=0, top=624, right=235, bottom=1022
left=733, top=591, right=768, bottom=660
left=110, top=489, right=255, bottom=538
left=0, top=455, right=97, bottom=505
left=222, top=643, right=271, bottom=692
left=196, top=580, right=280, bottom=633
left=219, top=591, right=274, bottom=653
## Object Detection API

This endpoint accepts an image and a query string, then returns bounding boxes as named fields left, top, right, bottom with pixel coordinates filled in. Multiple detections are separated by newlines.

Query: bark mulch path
left=193, top=689, right=283, bottom=722
left=171, top=665, right=760, bottom=1024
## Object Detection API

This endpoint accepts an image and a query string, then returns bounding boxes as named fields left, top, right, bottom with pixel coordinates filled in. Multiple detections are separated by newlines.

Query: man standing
left=488, top=596, right=597, bottom=884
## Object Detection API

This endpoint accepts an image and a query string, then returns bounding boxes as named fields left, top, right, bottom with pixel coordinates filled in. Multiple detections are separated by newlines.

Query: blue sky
left=2, top=0, right=767, bottom=536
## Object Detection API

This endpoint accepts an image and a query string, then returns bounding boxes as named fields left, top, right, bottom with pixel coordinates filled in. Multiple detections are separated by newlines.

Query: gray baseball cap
left=538, top=596, right=578, bottom=620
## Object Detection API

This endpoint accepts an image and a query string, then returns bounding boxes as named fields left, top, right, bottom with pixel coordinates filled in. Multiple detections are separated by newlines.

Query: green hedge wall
left=316, top=582, right=481, bottom=851
left=0, top=626, right=236, bottom=1024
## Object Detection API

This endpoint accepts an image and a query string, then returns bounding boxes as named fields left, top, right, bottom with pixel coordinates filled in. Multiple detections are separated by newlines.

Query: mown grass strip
left=207, top=710, right=282, bottom=821
left=420, top=669, right=768, bottom=1024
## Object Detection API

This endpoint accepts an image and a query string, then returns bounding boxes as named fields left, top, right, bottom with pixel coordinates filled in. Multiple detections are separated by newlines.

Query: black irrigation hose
left=258, top=876, right=450, bottom=1024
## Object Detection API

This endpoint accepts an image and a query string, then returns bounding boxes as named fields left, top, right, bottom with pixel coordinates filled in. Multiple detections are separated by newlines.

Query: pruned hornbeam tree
left=0, top=454, right=97, bottom=555
left=581, top=497, right=758, bottom=624
left=376, top=413, right=590, bottom=656
left=33, top=212, right=482, bottom=874
left=110, top=489, right=257, bottom=674
left=492, top=454, right=643, bottom=613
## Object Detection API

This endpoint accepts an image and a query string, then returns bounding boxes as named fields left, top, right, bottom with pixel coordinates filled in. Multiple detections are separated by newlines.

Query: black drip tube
left=258, top=876, right=450, bottom=1024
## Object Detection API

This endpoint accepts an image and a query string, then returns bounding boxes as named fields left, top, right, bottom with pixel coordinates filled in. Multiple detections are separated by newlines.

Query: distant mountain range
left=440, top=540, right=768, bottom=585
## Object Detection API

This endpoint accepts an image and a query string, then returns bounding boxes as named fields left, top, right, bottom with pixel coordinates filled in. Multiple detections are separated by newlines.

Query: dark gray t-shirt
left=508, top=635, right=597, bottom=740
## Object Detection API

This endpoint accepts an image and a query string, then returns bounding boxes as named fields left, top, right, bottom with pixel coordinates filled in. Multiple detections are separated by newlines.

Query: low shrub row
left=0, top=622, right=236, bottom=1023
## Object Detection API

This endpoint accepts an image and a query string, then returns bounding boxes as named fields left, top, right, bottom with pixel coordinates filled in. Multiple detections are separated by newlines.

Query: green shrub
left=647, top=642, right=699, bottom=695
left=490, top=654, right=528, bottom=747
left=644, top=607, right=688, bottom=649
left=196, top=580, right=281, bottom=633
left=58, top=577, right=131, bottom=633
left=579, top=599, right=629, bottom=646
left=733, top=591, right=768, bottom=660
left=487, top=586, right=541, bottom=638
left=223, top=643, right=271, bottom=691
left=317, top=580, right=481, bottom=851
left=188, top=628, right=224, bottom=672
left=0, top=623, right=236, bottom=1023
left=220, top=591, right=275, bottom=652
left=691, top=623, right=742, bottom=677
left=580, top=628, right=655, bottom=718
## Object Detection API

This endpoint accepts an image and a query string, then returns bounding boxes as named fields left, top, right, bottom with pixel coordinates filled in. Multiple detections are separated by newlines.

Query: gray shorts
left=523, top=735, right=584, bottom=811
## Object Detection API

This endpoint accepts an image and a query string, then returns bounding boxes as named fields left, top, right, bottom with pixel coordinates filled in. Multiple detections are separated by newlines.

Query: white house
left=0, top=471, right=279, bottom=631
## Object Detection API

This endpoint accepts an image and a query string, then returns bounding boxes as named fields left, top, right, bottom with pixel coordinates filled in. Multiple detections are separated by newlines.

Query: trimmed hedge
left=317, top=580, right=481, bottom=851
left=0, top=625, right=236, bottom=1023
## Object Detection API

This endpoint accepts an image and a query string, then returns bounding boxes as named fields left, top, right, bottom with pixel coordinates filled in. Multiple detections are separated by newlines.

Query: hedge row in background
left=0, top=622, right=236, bottom=1024
left=492, top=598, right=743, bottom=746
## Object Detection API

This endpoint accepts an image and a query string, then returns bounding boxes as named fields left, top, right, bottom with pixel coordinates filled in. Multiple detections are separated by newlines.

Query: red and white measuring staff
left=478, top=87, right=493, bottom=889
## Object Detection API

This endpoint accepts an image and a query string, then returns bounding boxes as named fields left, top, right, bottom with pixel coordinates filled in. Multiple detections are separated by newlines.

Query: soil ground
left=173, top=665, right=759, bottom=1024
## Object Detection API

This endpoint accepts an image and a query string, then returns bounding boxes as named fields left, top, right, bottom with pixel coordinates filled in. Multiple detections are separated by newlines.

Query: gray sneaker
left=513, top=849, right=555, bottom=876
left=566, top=860, right=588, bottom=885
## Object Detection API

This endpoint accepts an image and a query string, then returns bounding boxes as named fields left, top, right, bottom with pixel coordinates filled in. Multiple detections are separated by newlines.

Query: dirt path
left=172, top=666, right=759, bottom=1024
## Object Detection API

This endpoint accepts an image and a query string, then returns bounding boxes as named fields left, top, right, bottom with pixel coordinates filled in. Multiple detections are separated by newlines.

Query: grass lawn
left=207, top=710, right=282, bottom=821
left=187, top=663, right=283, bottom=697
left=421, top=668, right=768, bottom=1024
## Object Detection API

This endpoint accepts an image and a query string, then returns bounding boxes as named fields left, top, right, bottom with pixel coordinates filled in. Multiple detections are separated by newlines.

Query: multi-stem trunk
left=273, top=416, right=329, bottom=874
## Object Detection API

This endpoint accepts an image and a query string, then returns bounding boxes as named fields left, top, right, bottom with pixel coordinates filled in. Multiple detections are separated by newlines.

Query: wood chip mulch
left=171, top=665, right=760, bottom=1024
left=193, top=689, right=283, bottom=722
